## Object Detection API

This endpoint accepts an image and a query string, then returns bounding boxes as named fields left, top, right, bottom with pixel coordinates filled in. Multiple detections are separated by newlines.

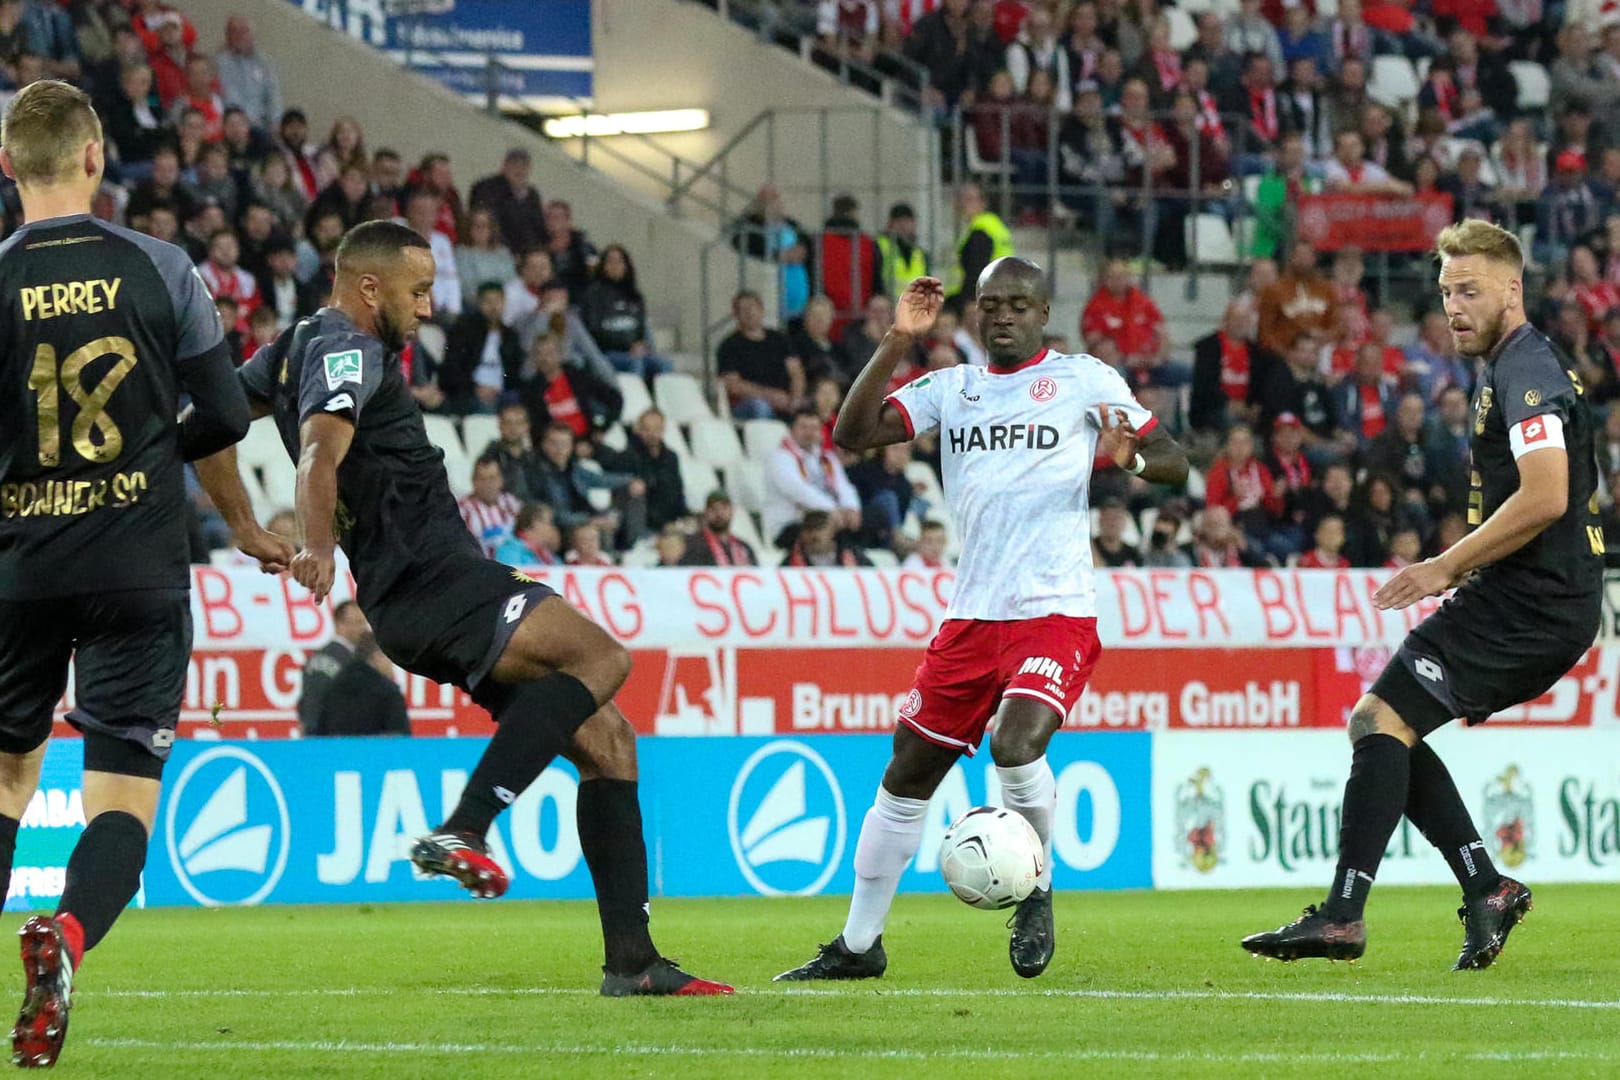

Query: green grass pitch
left=19, top=885, right=1620, bottom=1078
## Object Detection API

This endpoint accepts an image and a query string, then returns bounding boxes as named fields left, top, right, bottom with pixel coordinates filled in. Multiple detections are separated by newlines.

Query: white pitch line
left=73, top=1038, right=1620, bottom=1066
left=84, top=985, right=1620, bottom=1011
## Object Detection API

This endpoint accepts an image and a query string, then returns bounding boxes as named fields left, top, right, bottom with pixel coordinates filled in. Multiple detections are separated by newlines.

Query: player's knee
left=1347, top=695, right=1414, bottom=746
left=565, top=639, right=632, bottom=708
left=989, top=728, right=1040, bottom=767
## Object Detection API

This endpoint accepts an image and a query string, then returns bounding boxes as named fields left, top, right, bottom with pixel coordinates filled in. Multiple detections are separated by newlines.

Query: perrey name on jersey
left=19, top=277, right=122, bottom=321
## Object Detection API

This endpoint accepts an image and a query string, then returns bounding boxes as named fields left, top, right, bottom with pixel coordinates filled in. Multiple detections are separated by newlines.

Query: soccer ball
left=938, top=807, right=1043, bottom=910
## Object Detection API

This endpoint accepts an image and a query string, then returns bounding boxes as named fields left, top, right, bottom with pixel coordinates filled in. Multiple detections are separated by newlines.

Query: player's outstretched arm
left=834, top=277, right=944, bottom=451
left=292, top=413, right=357, bottom=602
left=194, top=443, right=297, bottom=574
left=1374, top=447, right=1567, bottom=610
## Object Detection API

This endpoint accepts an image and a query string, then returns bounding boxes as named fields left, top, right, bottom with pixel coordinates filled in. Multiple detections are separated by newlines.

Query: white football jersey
left=885, top=350, right=1155, bottom=621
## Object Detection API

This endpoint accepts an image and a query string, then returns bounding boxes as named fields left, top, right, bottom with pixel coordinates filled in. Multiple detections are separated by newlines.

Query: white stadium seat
left=742, top=418, right=789, bottom=461
left=724, top=460, right=767, bottom=514
left=654, top=372, right=715, bottom=426
left=679, top=459, right=721, bottom=513
left=460, top=414, right=499, bottom=460
left=728, top=506, right=767, bottom=552
left=1186, top=213, right=1238, bottom=265
left=864, top=548, right=899, bottom=568
left=1369, top=56, right=1419, bottom=108
left=688, top=418, right=746, bottom=470
left=423, top=415, right=472, bottom=496
left=616, top=373, right=654, bottom=423
left=1510, top=61, right=1550, bottom=111
left=1165, top=6, right=1197, bottom=51
left=600, top=423, right=629, bottom=452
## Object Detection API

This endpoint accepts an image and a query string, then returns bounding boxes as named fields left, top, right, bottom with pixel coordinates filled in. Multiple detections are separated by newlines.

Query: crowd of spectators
left=44, top=0, right=1620, bottom=574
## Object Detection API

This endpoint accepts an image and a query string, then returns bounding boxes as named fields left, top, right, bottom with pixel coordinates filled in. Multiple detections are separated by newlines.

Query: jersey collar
left=987, top=348, right=1048, bottom=374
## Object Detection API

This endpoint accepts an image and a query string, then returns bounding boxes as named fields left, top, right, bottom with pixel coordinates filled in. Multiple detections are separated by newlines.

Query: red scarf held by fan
left=702, top=527, right=750, bottom=566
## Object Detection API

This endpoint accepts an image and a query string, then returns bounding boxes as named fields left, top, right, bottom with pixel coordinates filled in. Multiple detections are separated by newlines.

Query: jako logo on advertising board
left=727, top=741, right=847, bottom=896
left=164, top=747, right=290, bottom=906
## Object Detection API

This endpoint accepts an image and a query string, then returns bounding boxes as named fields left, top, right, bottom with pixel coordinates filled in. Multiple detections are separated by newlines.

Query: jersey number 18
left=26, top=336, right=138, bottom=467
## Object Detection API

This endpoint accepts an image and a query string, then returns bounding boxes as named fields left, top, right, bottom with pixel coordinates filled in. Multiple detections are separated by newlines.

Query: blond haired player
left=1244, top=220, right=1602, bottom=969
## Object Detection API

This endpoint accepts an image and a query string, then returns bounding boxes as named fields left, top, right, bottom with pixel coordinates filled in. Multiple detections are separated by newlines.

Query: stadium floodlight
left=543, top=110, right=711, bottom=139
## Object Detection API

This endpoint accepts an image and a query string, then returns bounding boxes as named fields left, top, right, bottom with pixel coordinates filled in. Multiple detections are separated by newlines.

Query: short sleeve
left=298, top=332, right=386, bottom=424
left=884, top=370, right=946, bottom=438
left=238, top=341, right=278, bottom=404
left=1498, top=342, right=1575, bottom=429
left=1083, top=363, right=1157, bottom=434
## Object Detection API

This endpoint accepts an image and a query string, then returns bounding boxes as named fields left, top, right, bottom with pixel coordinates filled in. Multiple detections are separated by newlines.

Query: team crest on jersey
left=323, top=348, right=364, bottom=390
left=1030, top=376, right=1057, bottom=402
left=899, top=689, right=922, bottom=719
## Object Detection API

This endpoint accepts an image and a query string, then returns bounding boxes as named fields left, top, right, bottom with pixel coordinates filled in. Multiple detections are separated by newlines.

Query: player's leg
left=776, top=726, right=961, bottom=981
left=988, top=697, right=1063, bottom=978
left=989, top=614, right=1101, bottom=978
left=0, top=599, right=71, bottom=909
left=562, top=704, right=731, bottom=996
left=13, top=591, right=185, bottom=1068
left=414, top=593, right=630, bottom=896
left=1241, top=688, right=1416, bottom=961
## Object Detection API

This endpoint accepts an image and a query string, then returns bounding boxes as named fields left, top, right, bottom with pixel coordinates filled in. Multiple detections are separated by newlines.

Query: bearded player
left=194, top=221, right=730, bottom=996
left=1243, top=220, right=1601, bottom=969
left=777, top=260, right=1188, bottom=981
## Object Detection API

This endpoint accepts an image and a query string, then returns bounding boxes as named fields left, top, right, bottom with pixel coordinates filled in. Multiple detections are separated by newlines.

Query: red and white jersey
left=885, top=350, right=1154, bottom=621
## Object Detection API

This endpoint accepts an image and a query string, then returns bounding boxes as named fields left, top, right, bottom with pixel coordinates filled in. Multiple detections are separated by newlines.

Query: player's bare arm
left=1097, top=407, right=1189, bottom=488
left=834, top=277, right=943, bottom=451
left=292, top=412, right=356, bottom=601
left=1374, top=446, right=1567, bottom=610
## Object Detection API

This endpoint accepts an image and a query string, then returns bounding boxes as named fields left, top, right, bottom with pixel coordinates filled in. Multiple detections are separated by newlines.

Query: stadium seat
left=728, top=506, right=767, bottom=552
left=1165, top=6, right=1196, bottom=50
left=460, top=414, right=499, bottom=460
left=236, top=415, right=285, bottom=474
left=964, top=129, right=1014, bottom=180
left=616, top=373, right=654, bottom=423
left=654, top=372, right=715, bottom=426
left=1241, top=174, right=1262, bottom=207
left=619, top=539, right=660, bottom=569
left=1185, top=214, right=1239, bottom=265
left=1369, top=56, right=1419, bottom=107
left=662, top=419, right=691, bottom=458
left=688, top=417, right=746, bottom=470
left=904, top=461, right=944, bottom=509
left=423, top=415, right=472, bottom=496
left=1090, top=507, right=1142, bottom=549
left=1315, top=0, right=1337, bottom=13
left=414, top=322, right=447, bottom=368
left=725, top=460, right=767, bottom=514
left=864, top=548, right=899, bottom=568
left=262, top=463, right=298, bottom=515
left=1511, top=61, right=1550, bottom=111
left=600, top=423, right=629, bottom=452
left=742, top=418, right=790, bottom=461
left=680, top=459, right=721, bottom=512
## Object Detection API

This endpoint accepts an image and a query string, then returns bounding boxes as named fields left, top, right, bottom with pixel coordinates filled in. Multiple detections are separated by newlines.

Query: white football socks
left=840, top=786, right=929, bottom=954
left=997, top=757, right=1056, bottom=889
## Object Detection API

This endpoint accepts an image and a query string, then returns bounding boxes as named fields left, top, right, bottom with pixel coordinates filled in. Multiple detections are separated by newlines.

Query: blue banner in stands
left=287, top=0, right=593, bottom=108
left=7, top=733, right=1152, bottom=909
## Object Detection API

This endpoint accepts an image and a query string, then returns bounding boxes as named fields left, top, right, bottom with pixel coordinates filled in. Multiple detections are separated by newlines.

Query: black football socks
left=57, top=810, right=148, bottom=963
left=1324, top=734, right=1410, bottom=921
left=442, top=672, right=599, bottom=839
left=577, top=779, right=658, bottom=975
left=1406, top=740, right=1502, bottom=900
left=0, top=813, right=17, bottom=906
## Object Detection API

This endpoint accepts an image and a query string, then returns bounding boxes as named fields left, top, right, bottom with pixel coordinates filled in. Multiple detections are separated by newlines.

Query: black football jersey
left=239, top=308, right=480, bottom=610
left=0, top=215, right=225, bottom=599
left=1466, top=323, right=1603, bottom=640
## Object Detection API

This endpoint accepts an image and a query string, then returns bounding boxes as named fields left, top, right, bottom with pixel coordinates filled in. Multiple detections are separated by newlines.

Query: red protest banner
left=1296, top=192, right=1455, bottom=252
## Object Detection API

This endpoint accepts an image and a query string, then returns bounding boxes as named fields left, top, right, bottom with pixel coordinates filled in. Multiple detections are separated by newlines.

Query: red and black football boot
left=1241, top=905, right=1367, bottom=962
left=599, top=958, right=734, bottom=997
left=409, top=830, right=509, bottom=898
left=12, top=917, right=74, bottom=1069
left=1454, top=877, right=1532, bottom=971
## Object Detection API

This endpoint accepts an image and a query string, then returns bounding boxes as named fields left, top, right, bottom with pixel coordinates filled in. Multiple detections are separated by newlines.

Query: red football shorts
left=897, top=614, right=1101, bottom=755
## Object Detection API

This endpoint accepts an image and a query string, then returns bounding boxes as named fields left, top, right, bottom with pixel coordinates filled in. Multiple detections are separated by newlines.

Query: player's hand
left=290, top=546, right=338, bottom=603
left=1372, top=556, right=1457, bottom=610
left=236, top=527, right=297, bottom=575
left=893, top=277, right=945, bottom=337
left=1096, top=407, right=1141, bottom=470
